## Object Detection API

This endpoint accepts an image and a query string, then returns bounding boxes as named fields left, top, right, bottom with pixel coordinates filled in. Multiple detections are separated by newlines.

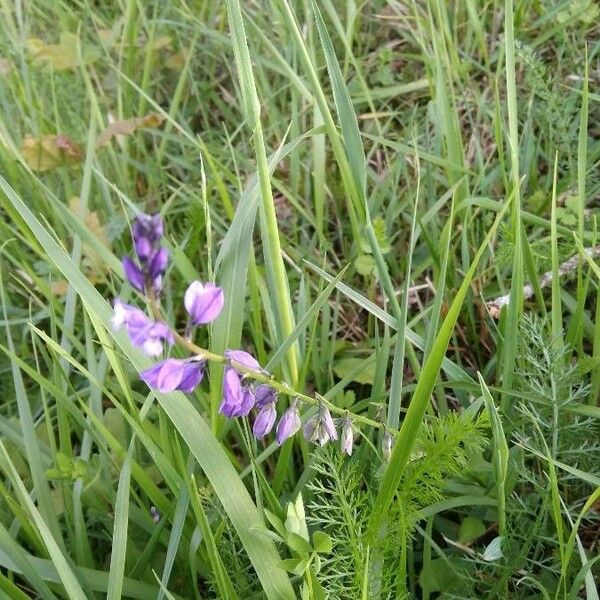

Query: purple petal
left=155, top=359, right=186, bottom=392
left=122, top=257, right=145, bottom=292
left=224, top=349, right=262, bottom=373
left=276, top=403, right=301, bottom=445
left=219, top=367, right=242, bottom=417
left=135, top=236, right=153, bottom=262
left=255, top=384, right=277, bottom=408
left=139, top=362, right=163, bottom=388
left=232, top=387, right=255, bottom=417
left=133, top=213, right=163, bottom=244
left=148, top=247, right=169, bottom=279
left=253, top=403, right=277, bottom=438
left=184, top=281, right=224, bottom=325
left=178, top=361, right=204, bottom=392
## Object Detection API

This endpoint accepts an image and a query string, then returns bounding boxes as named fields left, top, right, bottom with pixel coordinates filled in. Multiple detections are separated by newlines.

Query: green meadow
left=0, top=0, right=598, bottom=598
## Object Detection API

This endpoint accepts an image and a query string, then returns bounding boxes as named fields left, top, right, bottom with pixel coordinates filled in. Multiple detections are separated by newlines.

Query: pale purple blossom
left=340, top=417, right=354, bottom=456
left=140, top=358, right=204, bottom=393
left=122, top=213, right=168, bottom=294
left=219, top=367, right=243, bottom=417
left=224, top=349, right=263, bottom=373
left=184, top=281, right=224, bottom=324
left=253, top=401, right=277, bottom=438
left=112, top=299, right=173, bottom=356
left=122, top=257, right=145, bottom=292
left=255, top=384, right=276, bottom=408
left=303, top=404, right=337, bottom=446
left=276, top=400, right=301, bottom=445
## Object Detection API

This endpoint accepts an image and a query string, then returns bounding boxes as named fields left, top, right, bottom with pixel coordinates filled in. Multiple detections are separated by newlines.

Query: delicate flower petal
left=232, top=387, right=255, bottom=417
left=340, top=418, right=353, bottom=456
left=184, top=281, right=224, bottom=325
left=178, top=361, right=204, bottom=392
left=276, top=401, right=301, bottom=445
left=148, top=247, right=169, bottom=279
left=225, top=349, right=262, bottom=373
left=141, top=359, right=202, bottom=393
left=142, top=338, right=163, bottom=356
left=303, top=417, right=319, bottom=443
left=133, top=213, right=163, bottom=245
left=156, top=359, right=186, bottom=392
left=320, top=406, right=338, bottom=440
left=111, top=299, right=127, bottom=329
left=219, top=367, right=243, bottom=417
left=253, top=403, right=277, bottom=438
left=122, top=257, right=145, bottom=291
left=139, top=362, right=163, bottom=388
left=255, top=384, right=276, bottom=408
left=135, top=236, right=153, bottom=262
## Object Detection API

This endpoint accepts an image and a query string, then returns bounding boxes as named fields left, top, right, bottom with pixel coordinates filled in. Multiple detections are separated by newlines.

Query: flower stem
left=147, top=294, right=395, bottom=434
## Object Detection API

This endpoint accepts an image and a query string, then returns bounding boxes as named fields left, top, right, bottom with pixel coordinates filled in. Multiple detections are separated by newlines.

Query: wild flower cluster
left=112, top=213, right=355, bottom=453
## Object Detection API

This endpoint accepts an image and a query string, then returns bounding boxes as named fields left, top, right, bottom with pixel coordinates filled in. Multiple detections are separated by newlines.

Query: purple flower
left=140, top=358, right=204, bottom=393
left=303, top=404, right=337, bottom=446
left=134, top=236, right=153, bottom=262
left=122, top=257, right=145, bottom=292
left=235, top=387, right=256, bottom=417
left=133, top=213, right=163, bottom=247
left=184, top=281, right=224, bottom=325
left=123, top=214, right=168, bottom=294
left=225, top=349, right=264, bottom=374
left=219, top=367, right=243, bottom=417
left=112, top=299, right=173, bottom=356
left=148, top=247, right=169, bottom=280
left=255, top=384, right=276, bottom=408
left=178, top=360, right=205, bottom=392
left=253, top=401, right=277, bottom=438
left=340, top=417, right=353, bottom=456
left=276, top=400, right=301, bottom=445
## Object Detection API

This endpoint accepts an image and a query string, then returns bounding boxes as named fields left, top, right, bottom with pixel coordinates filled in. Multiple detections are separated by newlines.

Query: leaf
left=312, top=531, right=332, bottom=554
left=419, top=558, right=459, bottom=593
left=96, top=113, right=165, bottom=148
left=458, top=516, right=486, bottom=544
left=354, top=254, right=376, bottom=276
left=21, top=135, right=82, bottom=171
left=27, top=32, right=96, bottom=70
left=333, top=357, right=376, bottom=385
left=286, top=532, right=311, bottom=555
left=280, top=557, right=309, bottom=576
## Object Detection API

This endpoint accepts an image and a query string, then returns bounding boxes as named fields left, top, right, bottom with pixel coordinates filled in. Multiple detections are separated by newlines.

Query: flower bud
left=276, top=400, right=301, bottom=445
left=253, top=402, right=277, bottom=438
left=340, top=417, right=354, bottom=456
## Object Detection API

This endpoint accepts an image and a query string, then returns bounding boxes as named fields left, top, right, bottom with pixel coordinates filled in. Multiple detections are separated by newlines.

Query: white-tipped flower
left=340, top=417, right=354, bottom=456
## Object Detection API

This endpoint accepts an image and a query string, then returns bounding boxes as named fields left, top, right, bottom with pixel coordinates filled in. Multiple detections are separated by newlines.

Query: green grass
left=0, top=0, right=599, bottom=598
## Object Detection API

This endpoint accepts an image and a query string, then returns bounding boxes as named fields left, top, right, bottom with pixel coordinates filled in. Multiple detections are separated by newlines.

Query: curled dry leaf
left=21, top=135, right=82, bottom=171
left=95, top=112, right=165, bottom=148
